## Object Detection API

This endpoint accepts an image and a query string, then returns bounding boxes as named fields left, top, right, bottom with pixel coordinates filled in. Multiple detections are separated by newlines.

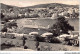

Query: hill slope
left=0, top=3, right=18, bottom=9
left=25, top=3, right=79, bottom=8
left=0, top=3, right=79, bottom=9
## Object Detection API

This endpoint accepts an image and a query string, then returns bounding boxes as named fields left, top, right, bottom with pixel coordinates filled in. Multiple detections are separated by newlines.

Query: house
left=58, top=31, right=79, bottom=40
left=1, top=24, right=4, bottom=29
left=29, top=32, right=39, bottom=35
left=68, top=31, right=79, bottom=38
left=59, top=34, right=70, bottom=38
left=51, top=13, right=59, bottom=19
left=41, top=32, right=53, bottom=37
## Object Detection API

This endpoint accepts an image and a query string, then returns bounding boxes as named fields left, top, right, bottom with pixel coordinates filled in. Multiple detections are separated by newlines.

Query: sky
left=0, top=0, right=79, bottom=7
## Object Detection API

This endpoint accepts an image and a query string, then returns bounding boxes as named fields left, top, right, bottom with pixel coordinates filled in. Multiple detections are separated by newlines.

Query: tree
left=1, top=13, right=5, bottom=20
left=1, top=21, right=18, bottom=32
left=49, top=16, right=74, bottom=36
left=1, top=27, right=7, bottom=32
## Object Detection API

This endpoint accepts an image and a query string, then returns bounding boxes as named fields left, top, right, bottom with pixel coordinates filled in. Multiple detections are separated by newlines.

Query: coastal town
left=0, top=3, right=79, bottom=51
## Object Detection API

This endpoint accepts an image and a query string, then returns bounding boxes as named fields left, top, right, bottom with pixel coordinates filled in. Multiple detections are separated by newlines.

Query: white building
left=51, top=13, right=59, bottom=19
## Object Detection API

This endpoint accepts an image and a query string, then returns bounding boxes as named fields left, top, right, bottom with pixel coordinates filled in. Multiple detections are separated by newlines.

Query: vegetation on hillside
left=1, top=3, right=79, bottom=21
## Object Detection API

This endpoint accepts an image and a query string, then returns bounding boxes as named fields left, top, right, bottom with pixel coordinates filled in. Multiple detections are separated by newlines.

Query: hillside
left=0, top=3, right=18, bottom=9
left=1, top=3, right=79, bottom=19
left=0, top=3, right=79, bottom=9
left=23, top=3, right=79, bottom=8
